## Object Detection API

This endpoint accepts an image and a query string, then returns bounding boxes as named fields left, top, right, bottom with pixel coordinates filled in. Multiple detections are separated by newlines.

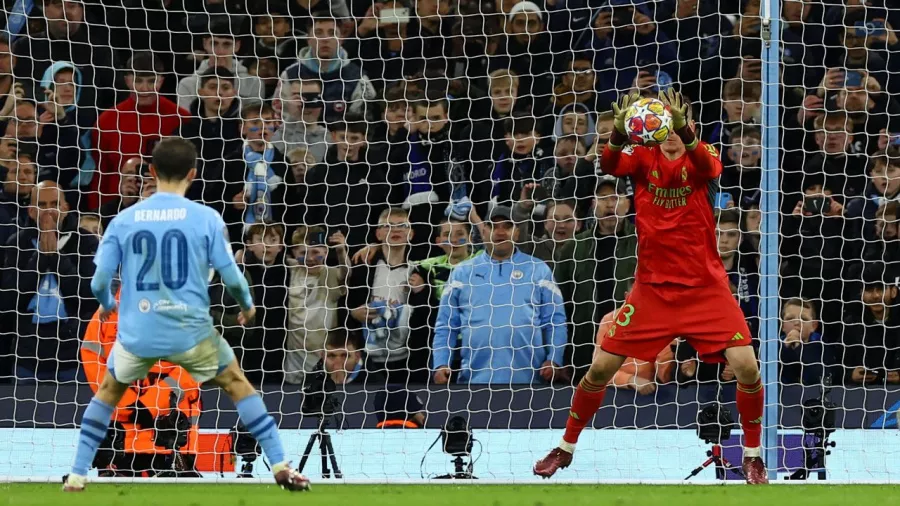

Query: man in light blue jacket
left=432, top=206, right=569, bottom=385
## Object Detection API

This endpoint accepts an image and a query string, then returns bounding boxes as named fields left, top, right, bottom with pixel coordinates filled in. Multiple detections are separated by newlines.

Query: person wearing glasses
left=346, top=207, right=429, bottom=384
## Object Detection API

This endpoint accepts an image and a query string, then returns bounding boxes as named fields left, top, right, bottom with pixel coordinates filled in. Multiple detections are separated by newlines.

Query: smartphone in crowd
left=379, top=7, right=410, bottom=25
left=844, top=71, right=864, bottom=88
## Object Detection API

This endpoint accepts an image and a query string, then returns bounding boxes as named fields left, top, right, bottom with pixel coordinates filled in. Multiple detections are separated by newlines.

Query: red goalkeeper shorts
left=599, top=277, right=753, bottom=363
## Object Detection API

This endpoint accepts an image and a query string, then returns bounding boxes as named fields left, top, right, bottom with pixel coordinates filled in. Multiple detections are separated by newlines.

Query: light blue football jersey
left=94, top=192, right=236, bottom=358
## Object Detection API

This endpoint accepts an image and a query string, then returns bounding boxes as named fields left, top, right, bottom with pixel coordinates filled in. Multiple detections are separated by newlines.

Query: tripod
left=787, top=431, right=835, bottom=480
left=435, top=455, right=476, bottom=480
left=297, top=415, right=342, bottom=478
left=685, top=444, right=745, bottom=481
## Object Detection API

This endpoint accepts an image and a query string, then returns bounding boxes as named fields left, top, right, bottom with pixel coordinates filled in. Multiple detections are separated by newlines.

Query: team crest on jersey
left=138, top=299, right=151, bottom=313
left=681, top=166, right=688, bottom=182
left=511, top=270, right=524, bottom=280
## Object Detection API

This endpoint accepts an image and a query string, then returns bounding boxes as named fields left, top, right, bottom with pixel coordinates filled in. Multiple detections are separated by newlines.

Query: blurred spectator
left=433, top=205, right=568, bottom=385
left=0, top=151, right=37, bottom=266
left=860, top=201, right=900, bottom=272
left=235, top=223, right=290, bottom=384
left=781, top=178, right=850, bottom=314
left=209, top=264, right=257, bottom=358
left=541, top=134, right=594, bottom=209
left=247, top=55, right=281, bottom=101
left=479, top=114, right=554, bottom=211
left=595, top=307, right=676, bottom=395
left=409, top=216, right=475, bottom=309
left=741, top=199, right=762, bottom=256
left=285, top=0, right=351, bottom=35
left=346, top=207, right=428, bottom=384
left=720, top=125, right=762, bottom=206
left=356, top=0, right=426, bottom=93
left=0, top=36, right=25, bottom=120
left=707, top=79, right=761, bottom=146
left=279, top=14, right=376, bottom=122
left=842, top=262, right=900, bottom=386
left=414, top=0, right=455, bottom=65
left=554, top=175, right=636, bottom=379
left=553, top=102, right=597, bottom=152
left=780, top=297, right=833, bottom=386
left=12, top=0, right=115, bottom=110
left=490, top=1, right=554, bottom=113
left=221, top=103, right=287, bottom=242
left=273, top=76, right=327, bottom=163
left=400, top=96, right=458, bottom=259
left=5, top=100, right=39, bottom=144
left=847, top=148, right=900, bottom=236
left=305, top=117, right=388, bottom=250
left=35, top=60, right=96, bottom=205
left=176, top=66, right=243, bottom=206
left=550, top=52, right=600, bottom=115
left=513, top=190, right=581, bottom=265
left=97, top=157, right=146, bottom=231
left=368, top=84, right=415, bottom=184
left=284, top=226, right=348, bottom=385
left=78, top=213, right=101, bottom=238
left=581, top=0, right=678, bottom=107
left=717, top=209, right=759, bottom=337
left=91, top=52, right=186, bottom=210
left=788, top=113, right=868, bottom=213
left=176, top=16, right=263, bottom=111
left=322, top=329, right=368, bottom=386
left=274, top=147, right=316, bottom=231
left=252, top=6, right=296, bottom=59
left=1, top=181, right=98, bottom=382
left=828, top=8, right=900, bottom=97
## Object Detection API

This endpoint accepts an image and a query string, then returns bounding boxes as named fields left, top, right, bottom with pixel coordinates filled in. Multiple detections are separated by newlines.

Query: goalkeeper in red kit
left=534, top=90, right=768, bottom=484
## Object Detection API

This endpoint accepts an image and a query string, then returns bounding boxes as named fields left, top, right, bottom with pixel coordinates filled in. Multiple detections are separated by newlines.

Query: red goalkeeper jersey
left=601, top=141, right=725, bottom=287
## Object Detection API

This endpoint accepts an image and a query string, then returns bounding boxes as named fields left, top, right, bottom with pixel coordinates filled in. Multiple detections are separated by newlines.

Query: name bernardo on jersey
left=134, top=208, right=188, bottom=222
left=647, top=181, right=693, bottom=209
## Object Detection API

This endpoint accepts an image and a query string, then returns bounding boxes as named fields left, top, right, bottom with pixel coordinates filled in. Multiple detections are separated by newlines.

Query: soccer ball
left=624, top=98, right=673, bottom=146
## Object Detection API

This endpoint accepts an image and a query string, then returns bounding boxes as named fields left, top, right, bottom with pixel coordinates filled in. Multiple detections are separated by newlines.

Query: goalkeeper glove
left=611, top=93, right=641, bottom=135
left=659, top=88, right=688, bottom=131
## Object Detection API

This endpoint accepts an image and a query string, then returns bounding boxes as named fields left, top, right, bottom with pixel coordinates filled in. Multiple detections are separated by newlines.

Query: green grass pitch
left=3, top=484, right=899, bottom=506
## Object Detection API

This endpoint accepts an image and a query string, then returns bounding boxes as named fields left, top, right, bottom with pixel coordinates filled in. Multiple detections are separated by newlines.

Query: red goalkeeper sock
left=561, top=376, right=606, bottom=450
left=737, top=377, right=764, bottom=451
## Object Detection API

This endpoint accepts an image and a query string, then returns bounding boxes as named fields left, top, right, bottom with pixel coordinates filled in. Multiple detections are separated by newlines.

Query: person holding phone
left=780, top=178, right=848, bottom=324
left=842, top=263, right=900, bottom=386
left=356, top=1, right=425, bottom=93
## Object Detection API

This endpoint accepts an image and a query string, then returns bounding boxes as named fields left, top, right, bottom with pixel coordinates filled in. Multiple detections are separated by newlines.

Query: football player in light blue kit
left=64, top=138, right=309, bottom=492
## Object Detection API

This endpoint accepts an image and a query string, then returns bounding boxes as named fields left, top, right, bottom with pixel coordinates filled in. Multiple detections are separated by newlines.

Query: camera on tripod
left=297, top=362, right=343, bottom=478
left=788, top=375, right=837, bottom=480
left=229, top=422, right=262, bottom=478
left=435, top=415, right=476, bottom=479
left=686, top=404, right=743, bottom=481
left=301, top=367, right=340, bottom=419
left=154, top=392, right=200, bottom=477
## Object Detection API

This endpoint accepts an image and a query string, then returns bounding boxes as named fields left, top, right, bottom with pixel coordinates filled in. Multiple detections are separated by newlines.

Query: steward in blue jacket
left=433, top=209, right=568, bottom=384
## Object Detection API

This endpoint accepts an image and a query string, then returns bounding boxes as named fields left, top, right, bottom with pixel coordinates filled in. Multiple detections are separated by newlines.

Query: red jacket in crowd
left=90, top=95, right=186, bottom=209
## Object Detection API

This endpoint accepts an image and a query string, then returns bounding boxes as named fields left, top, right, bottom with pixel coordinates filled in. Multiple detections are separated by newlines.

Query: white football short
left=106, top=331, right=236, bottom=384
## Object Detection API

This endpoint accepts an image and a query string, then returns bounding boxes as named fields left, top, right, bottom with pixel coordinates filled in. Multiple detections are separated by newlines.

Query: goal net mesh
left=0, top=0, right=898, bottom=482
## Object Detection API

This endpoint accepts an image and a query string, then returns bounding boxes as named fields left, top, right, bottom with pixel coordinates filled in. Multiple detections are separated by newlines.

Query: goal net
left=0, top=0, right=898, bottom=483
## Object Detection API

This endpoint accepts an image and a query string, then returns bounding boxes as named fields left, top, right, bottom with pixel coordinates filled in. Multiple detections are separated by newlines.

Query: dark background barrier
left=2, top=384, right=898, bottom=430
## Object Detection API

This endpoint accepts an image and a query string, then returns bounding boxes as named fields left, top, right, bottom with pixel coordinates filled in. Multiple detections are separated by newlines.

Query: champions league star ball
left=624, top=98, right=673, bottom=146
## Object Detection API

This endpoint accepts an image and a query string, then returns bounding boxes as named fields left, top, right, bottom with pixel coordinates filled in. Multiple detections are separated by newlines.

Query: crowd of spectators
left=0, top=0, right=899, bottom=392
